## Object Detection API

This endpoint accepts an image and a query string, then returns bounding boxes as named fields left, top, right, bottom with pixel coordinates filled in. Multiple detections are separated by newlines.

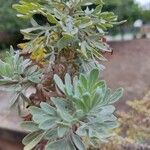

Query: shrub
left=0, top=0, right=123, bottom=149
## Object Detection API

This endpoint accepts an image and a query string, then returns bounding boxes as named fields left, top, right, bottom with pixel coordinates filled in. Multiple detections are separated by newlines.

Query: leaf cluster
left=22, top=69, right=123, bottom=150
left=13, top=0, right=121, bottom=71
left=0, top=47, right=42, bottom=108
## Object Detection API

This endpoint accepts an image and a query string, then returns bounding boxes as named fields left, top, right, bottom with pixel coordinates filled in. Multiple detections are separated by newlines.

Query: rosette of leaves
left=13, top=0, right=123, bottom=71
left=21, top=69, right=123, bottom=150
left=0, top=47, right=42, bottom=108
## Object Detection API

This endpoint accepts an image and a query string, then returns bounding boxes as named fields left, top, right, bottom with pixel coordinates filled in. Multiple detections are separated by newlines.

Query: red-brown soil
left=103, top=38, right=150, bottom=110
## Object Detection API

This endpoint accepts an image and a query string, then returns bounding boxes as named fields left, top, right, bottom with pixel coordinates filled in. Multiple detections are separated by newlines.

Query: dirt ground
left=102, top=38, right=150, bottom=110
left=0, top=138, right=23, bottom=150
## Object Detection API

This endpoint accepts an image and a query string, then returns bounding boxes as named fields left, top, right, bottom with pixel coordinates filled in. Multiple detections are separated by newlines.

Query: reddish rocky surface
left=0, top=138, right=23, bottom=150
left=103, top=38, right=150, bottom=110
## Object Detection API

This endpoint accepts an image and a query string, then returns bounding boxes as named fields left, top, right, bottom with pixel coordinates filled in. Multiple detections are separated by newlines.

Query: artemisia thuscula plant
left=0, top=0, right=124, bottom=149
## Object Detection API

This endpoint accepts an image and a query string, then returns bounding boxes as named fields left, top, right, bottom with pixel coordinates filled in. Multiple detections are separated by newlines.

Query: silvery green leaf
left=57, top=108, right=75, bottom=123
left=79, top=74, right=88, bottom=89
left=0, top=84, right=22, bottom=92
left=20, top=23, right=37, bottom=33
left=24, top=132, right=45, bottom=150
left=75, top=109, right=84, bottom=118
left=72, top=133, right=86, bottom=150
left=102, top=121, right=119, bottom=129
left=29, top=106, right=45, bottom=116
left=61, top=113, right=74, bottom=123
left=88, top=106, right=117, bottom=123
left=65, top=73, right=73, bottom=96
left=89, top=114, right=117, bottom=123
left=100, top=88, right=112, bottom=106
left=22, top=130, right=43, bottom=145
left=76, top=124, right=88, bottom=137
left=21, top=121, right=39, bottom=132
left=32, top=114, right=52, bottom=124
left=79, top=41, right=88, bottom=59
left=82, top=92, right=91, bottom=110
left=73, top=76, right=80, bottom=97
left=91, top=104, right=115, bottom=116
left=54, top=74, right=65, bottom=93
left=98, top=105, right=116, bottom=116
left=27, top=71, right=42, bottom=83
left=52, top=99, right=73, bottom=122
left=39, top=118, right=57, bottom=130
left=89, top=68, right=99, bottom=86
left=0, top=48, right=41, bottom=92
left=25, top=66, right=38, bottom=76
left=45, top=128, right=58, bottom=140
left=91, top=87, right=102, bottom=108
left=84, top=7, right=94, bottom=15
left=88, top=127, right=111, bottom=139
left=108, top=88, right=124, bottom=104
left=57, top=126, right=69, bottom=138
left=61, top=16, right=78, bottom=35
left=40, top=102, right=56, bottom=115
left=51, top=97, right=68, bottom=111
left=45, top=138, right=76, bottom=150
left=73, top=98, right=87, bottom=113
left=90, top=41, right=111, bottom=52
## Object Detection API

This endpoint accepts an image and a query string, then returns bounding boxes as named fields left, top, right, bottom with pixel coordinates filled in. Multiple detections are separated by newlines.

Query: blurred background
left=0, top=0, right=150, bottom=150
left=0, top=0, right=150, bottom=49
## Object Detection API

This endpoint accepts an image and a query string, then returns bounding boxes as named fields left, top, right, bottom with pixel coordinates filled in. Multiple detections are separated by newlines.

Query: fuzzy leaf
left=108, top=88, right=124, bottom=104
left=21, top=121, right=39, bottom=132
left=22, top=130, right=43, bottom=146
left=24, top=132, right=44, bottom=150
left=72, top=133, right=86, bottom=150
left=39, top=118, right=57, bottom=130
left=40, top=102, right=56, bottom=115
left=65, top=73, right=73, bottom=96
left=57, top=126, right=69, bottom=138
left=54, top=74, right=65, bottom=93
left=45, top=139, right=76, bottom=150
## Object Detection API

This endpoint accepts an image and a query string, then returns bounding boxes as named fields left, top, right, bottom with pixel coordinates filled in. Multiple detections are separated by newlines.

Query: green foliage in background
left=141, top=10, right=150, bottom=24
left=103, top=0, right=150, bottom=35
left=0, top=0, right=27, bottom=32
left=103, top=0, right=141, bottom=24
